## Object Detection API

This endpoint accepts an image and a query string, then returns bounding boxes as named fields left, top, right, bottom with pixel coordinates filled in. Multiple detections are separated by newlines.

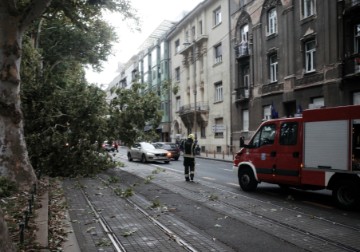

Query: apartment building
left=106, top=0, right=360, bottom=152
left=230, top=0, right=360, bottom=148
left=167, top=0, right=232, bottom=153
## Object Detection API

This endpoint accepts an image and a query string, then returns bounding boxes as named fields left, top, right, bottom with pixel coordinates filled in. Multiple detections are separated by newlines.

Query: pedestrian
left=183, top=134, right=196, bottom=182
left=114, top=141, right=119, bottom=152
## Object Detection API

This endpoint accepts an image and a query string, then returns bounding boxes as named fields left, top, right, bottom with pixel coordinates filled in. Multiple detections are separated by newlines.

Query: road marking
left=227, top=182, right=239, bottom=187
left=301, top=201, right=334, bottom=209
left=223, top=169, right=232, bottom=172
left=202, top=177, right=215, bottom=181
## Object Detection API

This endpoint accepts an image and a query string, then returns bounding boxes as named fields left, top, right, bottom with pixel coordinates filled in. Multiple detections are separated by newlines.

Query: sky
left=85, top=0, right=203, bottom=87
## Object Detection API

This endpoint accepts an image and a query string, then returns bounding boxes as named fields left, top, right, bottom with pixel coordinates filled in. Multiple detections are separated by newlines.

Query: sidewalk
left=197, top=151, right=235, bottom=162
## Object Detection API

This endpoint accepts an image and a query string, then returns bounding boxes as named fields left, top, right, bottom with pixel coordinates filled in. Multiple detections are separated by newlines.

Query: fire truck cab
left=233, top=105, right=360, bottom=209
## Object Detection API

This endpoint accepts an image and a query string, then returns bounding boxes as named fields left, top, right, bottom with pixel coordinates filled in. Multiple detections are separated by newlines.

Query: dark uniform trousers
left=183, top=140, right=195, bottom=181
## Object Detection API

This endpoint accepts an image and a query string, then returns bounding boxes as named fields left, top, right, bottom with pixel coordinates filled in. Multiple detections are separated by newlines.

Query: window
left=175, top=40, right=180, bottom=54
left=185, top=30, right=189, bottom=43
left=199, top=20, right=203, bottom=35
left=280, top=122, right=298, bottom=145
left=242, top=110, right=249, bottom=131
left=214, top=44, right=222, bottom=64
left=240, top=24, right=249, bottom=42
left=355, top=24, right=360, bottom=53
left=214, top=82, right=223, bottom=102
left=310, top=97, right=324, bottom=108
left=214, top=118, right=224, bottom=138
left=176, top=97, right=181, bottom=111
left=175, top=67, right=180, bottom=82
left=302, top=0, right=315, bottom=18
left=263, top=105, right=271, bottom=120
left=243, top=66, right=250, bottom=88
left=249, top=124, right=276, bottom=148
left=267, top=8, right=277, bottom=35
left=354, top=92, right=360, bottom=105
left=305, top=40, right=316, bottom=72
left=269, top=54, right=278, bottom=83
left=191, top=26, right=196, bottom=39
left=214, top=7, right=222, bottom=26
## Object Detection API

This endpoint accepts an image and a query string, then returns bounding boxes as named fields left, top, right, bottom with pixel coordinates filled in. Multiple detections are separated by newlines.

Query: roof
left=138, top=20, right=177, bottom=51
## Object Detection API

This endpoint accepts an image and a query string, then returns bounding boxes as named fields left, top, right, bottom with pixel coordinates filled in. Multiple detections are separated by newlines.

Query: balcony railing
left=234, top=41, right=249, bottom=58
left=343, top=54, right=360, bottom=77
left=234, top=87, right=250, bottom=102
left=178, top=102, right=209, bottom=115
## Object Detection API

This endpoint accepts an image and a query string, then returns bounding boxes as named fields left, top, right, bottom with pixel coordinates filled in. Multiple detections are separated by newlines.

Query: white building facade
left=168, top=0, right=232, bottom=153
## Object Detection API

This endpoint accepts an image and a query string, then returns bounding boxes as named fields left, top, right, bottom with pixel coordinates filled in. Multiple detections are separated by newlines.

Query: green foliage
left=0, top=177, right=17, bottom=198
left=108, top=83, right=162, bottom=147
left=20, top=33, right=113, bottom=176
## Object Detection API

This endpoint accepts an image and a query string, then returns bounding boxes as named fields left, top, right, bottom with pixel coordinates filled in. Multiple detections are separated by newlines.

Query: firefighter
left=183, top=134, right=196, bottom=182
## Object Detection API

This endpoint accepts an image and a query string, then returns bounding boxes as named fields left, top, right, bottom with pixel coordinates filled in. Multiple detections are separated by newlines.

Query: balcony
left=344, top=0, right=360, bottom=14
left=234, top=87, right=250, bottom=103
left=343, top=54, right=360, bottom=78
left=178, top=102, right=209, bottom=129
left=234, top=41, right=249, bottom=59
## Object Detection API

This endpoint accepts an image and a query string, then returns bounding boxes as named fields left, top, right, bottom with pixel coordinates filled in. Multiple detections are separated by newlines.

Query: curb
left=34, top=177, right=49, bottom=252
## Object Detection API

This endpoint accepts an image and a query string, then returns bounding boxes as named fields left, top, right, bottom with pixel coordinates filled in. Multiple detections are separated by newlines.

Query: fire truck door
left=247, top=123, right=277, bottom=182
left=274, top=121, right=302, bottom=185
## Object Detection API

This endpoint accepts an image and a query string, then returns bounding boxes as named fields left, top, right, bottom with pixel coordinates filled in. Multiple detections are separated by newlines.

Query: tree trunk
left=0, top=208, right=15, bottom=251
left=0, top=5, right=37, bottom=188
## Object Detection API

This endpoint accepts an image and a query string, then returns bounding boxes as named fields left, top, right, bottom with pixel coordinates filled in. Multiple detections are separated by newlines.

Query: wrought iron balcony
left=178, top=102, right=209, bottom=130
left=343, top=54, right=360, bottom=77
left=234, top=41, right=249, bottom=58
left=234, top=87, right=250, bottom=102
left=178, top=102, right=209, bottom=115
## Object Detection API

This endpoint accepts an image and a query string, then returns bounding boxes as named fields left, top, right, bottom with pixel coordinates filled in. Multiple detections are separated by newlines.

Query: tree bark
left=0, top=208, right=15, bottom=251
left=0, top=2, right=37, bottom=190
left=0, top=1, right=51, bottom=248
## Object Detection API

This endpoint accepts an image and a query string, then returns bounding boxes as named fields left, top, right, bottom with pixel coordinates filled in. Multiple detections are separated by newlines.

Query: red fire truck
left=233, top=105, right=360, bottom=209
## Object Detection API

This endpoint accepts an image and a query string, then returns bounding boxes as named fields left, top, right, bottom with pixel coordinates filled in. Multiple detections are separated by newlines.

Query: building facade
left=107, top=0, right=360, bottom=152
left=230, top=0, right=360, bottom=149
left=168, top=0, right=232, bottom=153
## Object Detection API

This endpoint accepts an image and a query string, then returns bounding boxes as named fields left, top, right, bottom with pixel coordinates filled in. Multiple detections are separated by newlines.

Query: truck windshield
left=248, top=124, right=276, bottom=148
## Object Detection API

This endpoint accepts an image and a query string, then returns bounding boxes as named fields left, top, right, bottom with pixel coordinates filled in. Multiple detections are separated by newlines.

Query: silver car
left=127, top=142, right=170, bottom=163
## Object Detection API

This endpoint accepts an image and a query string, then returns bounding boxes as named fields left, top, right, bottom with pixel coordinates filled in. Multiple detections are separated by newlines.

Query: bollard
left=24, top=210, right=29, bottom=229
left=28, top=198, right=32, bottom=214
left=213, top=150, right=216, bottom=158
left=33, top=183, right=37, bottom=195
left=222, top=151, right=225, bottom=159
left=19, top=222, right=25, bottom=244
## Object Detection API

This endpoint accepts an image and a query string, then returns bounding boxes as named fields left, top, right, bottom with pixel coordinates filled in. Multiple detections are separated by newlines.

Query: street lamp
left=184, top=41, right=197, bottom=140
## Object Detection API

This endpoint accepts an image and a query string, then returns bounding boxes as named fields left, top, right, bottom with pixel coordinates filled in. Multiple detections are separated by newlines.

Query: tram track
left=116, top=159, right=360, bottom=252
left=72, top=174, right=231, bottom=252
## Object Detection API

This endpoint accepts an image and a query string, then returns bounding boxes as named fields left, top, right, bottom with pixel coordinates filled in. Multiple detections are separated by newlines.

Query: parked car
left=102, top=141, right=115, bottom=152
left=153, top=142, right=180, bottom=161
left=127, top=142, right=170, bottom=163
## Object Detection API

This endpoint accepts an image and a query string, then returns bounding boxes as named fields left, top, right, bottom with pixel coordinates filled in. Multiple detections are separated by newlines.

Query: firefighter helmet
left=188, top=134, right=195, bottom=140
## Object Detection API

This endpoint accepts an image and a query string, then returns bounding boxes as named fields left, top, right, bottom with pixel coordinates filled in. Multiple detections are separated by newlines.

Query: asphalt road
left=118, top=147, right=336, bottom=211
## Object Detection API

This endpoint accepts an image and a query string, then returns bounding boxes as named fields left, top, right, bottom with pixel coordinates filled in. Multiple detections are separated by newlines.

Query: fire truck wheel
left=332, top=180, right=359, bottom=210
left=239, top=169, right=258, bottom=191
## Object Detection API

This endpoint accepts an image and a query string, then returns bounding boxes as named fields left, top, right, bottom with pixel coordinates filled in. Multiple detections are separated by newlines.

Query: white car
left=127, top=142, right=170, bottom=163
